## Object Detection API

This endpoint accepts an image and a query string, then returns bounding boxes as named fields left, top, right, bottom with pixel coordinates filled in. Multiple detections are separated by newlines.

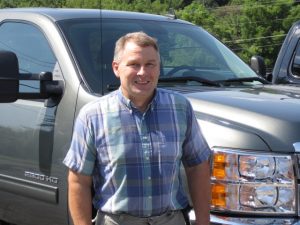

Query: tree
left=211, top=4, right=242, bottom=49
left=236, top=0, right=293, bottom=67
left=0, top=0, right=295, bottom=69
left=177, top=2, right=216, bottom=32
left=65, top=0, right=101, bottom=8
left=203, top=0, right=293, bottom=69
left=283, top=4, right=300, bottom=31
left=214, top=0, right=229, bottom=6
left=14, top=0, right=66, bottom=7
left=0, top=0, right=20, bottom=7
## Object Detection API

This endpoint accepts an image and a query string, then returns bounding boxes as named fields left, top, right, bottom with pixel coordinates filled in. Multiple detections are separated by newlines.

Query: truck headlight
left=211, top=148, right=295, bottom=215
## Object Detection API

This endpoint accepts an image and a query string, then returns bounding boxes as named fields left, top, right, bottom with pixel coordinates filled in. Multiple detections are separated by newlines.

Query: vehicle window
left=63, top=20, right=102, bottom=93
left=0, top=22, right=57, bottom=94
left=59, top=18, right=257, bottom=95
left=291, top=41, right=300, bottom=78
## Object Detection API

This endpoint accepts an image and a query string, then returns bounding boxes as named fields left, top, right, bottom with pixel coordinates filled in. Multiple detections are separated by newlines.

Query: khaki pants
left=96, top=210, right=186, bottom=225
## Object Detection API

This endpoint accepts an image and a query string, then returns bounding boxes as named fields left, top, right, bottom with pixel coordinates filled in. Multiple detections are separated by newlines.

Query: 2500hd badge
left=24, top=171, right=58, bottom=184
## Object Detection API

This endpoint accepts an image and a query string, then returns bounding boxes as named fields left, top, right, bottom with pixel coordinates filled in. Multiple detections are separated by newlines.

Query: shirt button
left=148, top=176, right=151, bottom=180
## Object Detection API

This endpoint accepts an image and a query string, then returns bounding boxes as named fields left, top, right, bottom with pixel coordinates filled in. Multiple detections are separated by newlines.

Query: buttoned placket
left=132, top=105, right=154, bottom=217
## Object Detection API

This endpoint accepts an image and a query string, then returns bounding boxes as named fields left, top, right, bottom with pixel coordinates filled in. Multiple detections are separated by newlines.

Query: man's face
left=112, top=41, right=160, bottom=106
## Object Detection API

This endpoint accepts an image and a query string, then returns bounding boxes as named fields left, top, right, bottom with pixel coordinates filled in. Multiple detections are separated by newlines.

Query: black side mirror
left=250, top=55, right=266, bottom=78
left=0, top=51, right=19, bottom=102
left=0, top=50, right=63, bottom=106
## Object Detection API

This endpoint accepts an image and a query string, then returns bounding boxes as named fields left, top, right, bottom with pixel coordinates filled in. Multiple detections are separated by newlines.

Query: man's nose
left=137, top=66, right=147, bottom=76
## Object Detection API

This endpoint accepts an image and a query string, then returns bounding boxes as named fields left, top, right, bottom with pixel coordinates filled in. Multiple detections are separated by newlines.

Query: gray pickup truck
left=0, top=8, right=300, bottom=225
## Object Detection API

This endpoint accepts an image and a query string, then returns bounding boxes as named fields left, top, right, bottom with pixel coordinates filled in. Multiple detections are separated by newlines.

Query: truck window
left=59, top=18, right=257, bottom=95
left=291, top=42, right=300, bottom=78
left=0, top=22, right=58, bottom=95
left=58, top=19, right=102, bottom=93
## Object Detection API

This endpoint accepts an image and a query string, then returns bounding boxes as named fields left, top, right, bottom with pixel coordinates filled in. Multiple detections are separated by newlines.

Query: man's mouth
left=135, top=80, right=150, bottom=85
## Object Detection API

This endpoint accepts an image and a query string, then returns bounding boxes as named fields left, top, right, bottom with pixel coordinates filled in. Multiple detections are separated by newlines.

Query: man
left=63, top=31, right=211, bottom=225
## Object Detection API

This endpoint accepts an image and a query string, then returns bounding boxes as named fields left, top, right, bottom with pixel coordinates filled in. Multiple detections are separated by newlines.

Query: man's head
left=113, top=31, right=160, bottom=62
left=112, top=32, right=160, bottom=111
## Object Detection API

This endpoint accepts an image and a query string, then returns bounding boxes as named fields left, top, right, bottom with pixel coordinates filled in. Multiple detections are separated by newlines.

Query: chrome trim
left=0, top=174, right=58, bottom=203
left=189, top=210, right=300, bottom=225
left=209, top=213, right=298, bottom=225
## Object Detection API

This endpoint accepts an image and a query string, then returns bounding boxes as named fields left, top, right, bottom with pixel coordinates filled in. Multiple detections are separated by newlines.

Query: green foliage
left=0, top=0, right=17, bottom=8
left=65, top=0, right=101, bottom=8
left=173, top=0, right=298, bottom=69
left=233, top=0, right=292, bottom=66
left=177, top=2, right=215, bottom=32
left=211, top=5, right=242, bottom=46
left=0, top=0, right=66, bottom=7
left=2, top=0, right=300, bottom=70
left=282, top=5, right=300, bottom=31
left=205, top=0, right=294, bottom=69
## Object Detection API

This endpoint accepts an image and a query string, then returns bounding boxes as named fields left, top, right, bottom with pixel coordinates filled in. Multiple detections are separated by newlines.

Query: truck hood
left=181, top=85, right=300, bottom=153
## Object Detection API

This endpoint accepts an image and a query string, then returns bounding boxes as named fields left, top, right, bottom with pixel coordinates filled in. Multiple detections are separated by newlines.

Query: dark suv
left=0, top=8, right=300, bottom=225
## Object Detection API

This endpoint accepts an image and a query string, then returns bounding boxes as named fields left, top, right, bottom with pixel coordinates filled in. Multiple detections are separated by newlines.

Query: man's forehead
left=124, top=41, right=156, bottom=51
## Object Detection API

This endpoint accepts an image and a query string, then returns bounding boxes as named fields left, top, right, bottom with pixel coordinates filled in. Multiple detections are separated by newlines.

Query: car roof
left=0, top=7, right=190, bottom=24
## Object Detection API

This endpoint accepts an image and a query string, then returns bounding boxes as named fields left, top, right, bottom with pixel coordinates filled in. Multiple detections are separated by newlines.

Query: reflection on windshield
left=59, top=18, right=258, bottom=94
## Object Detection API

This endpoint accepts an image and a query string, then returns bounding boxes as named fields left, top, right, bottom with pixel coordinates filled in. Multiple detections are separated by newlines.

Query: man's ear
left=112, top=61, right=120, bottom=78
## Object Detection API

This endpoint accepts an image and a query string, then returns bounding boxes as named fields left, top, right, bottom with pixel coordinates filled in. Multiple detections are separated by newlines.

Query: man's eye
left=128, top=64, right=139, bottom=68
left=146, top=63, right=156, bottom=68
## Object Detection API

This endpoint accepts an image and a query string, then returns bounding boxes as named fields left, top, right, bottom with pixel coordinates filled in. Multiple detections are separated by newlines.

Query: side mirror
left=0, top=50, right=63, bottom=107
left=18, top=71, right=63, bottom=107
left=250, top=55, right=266, bottom=77
left=0, top=51, right=19, bottom=103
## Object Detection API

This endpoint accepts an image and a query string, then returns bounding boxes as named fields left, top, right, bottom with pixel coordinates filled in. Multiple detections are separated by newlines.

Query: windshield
left=59, top=18, right=258, bottom=94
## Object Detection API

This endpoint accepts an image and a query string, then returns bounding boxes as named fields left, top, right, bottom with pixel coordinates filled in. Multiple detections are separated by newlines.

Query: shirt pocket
left=95, top=125, right=139, bottom=166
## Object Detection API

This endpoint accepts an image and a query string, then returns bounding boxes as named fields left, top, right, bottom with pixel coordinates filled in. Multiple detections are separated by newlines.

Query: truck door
left=0, top=21, right=69, bottom=225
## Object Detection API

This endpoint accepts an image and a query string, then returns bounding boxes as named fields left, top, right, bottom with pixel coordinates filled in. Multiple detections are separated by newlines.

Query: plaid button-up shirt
left=63, top=88, right=211, bottom=217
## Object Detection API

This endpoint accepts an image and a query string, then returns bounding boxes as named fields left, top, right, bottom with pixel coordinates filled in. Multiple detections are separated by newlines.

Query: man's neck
left=121, top=88, right=156, bottom=113
left=131, top=98, right=151, bottom=112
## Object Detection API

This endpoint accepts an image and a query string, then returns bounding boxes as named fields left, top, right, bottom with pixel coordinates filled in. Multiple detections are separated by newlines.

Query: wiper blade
left=159, top=76, right=221, bottom=87
left=217, top=76, right=270, bottom=84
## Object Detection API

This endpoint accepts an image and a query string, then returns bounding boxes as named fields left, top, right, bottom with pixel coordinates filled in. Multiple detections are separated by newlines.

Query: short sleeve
left=63, top=107, right=97, bottom=175
left=181, top=101, right=211, bottom=167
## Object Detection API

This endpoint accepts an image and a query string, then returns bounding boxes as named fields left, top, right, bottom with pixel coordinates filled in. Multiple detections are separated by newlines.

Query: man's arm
left=68, top=169, right=93, bottom=225
left=185, top=161, right=211, bottom=225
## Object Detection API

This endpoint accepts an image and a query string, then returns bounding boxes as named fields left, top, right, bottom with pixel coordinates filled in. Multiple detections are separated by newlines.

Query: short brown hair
left=113, top=31, right=159, bottom=62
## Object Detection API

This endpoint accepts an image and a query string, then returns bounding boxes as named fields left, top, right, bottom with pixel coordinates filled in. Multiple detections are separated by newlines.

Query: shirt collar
left=117, top=88, right=158, bottom=112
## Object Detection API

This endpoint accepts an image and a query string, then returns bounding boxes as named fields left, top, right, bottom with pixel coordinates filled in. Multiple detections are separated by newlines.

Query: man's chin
left=132, top=88, right=155, bottom=98
left=133, top=86, right=155, bottom=93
